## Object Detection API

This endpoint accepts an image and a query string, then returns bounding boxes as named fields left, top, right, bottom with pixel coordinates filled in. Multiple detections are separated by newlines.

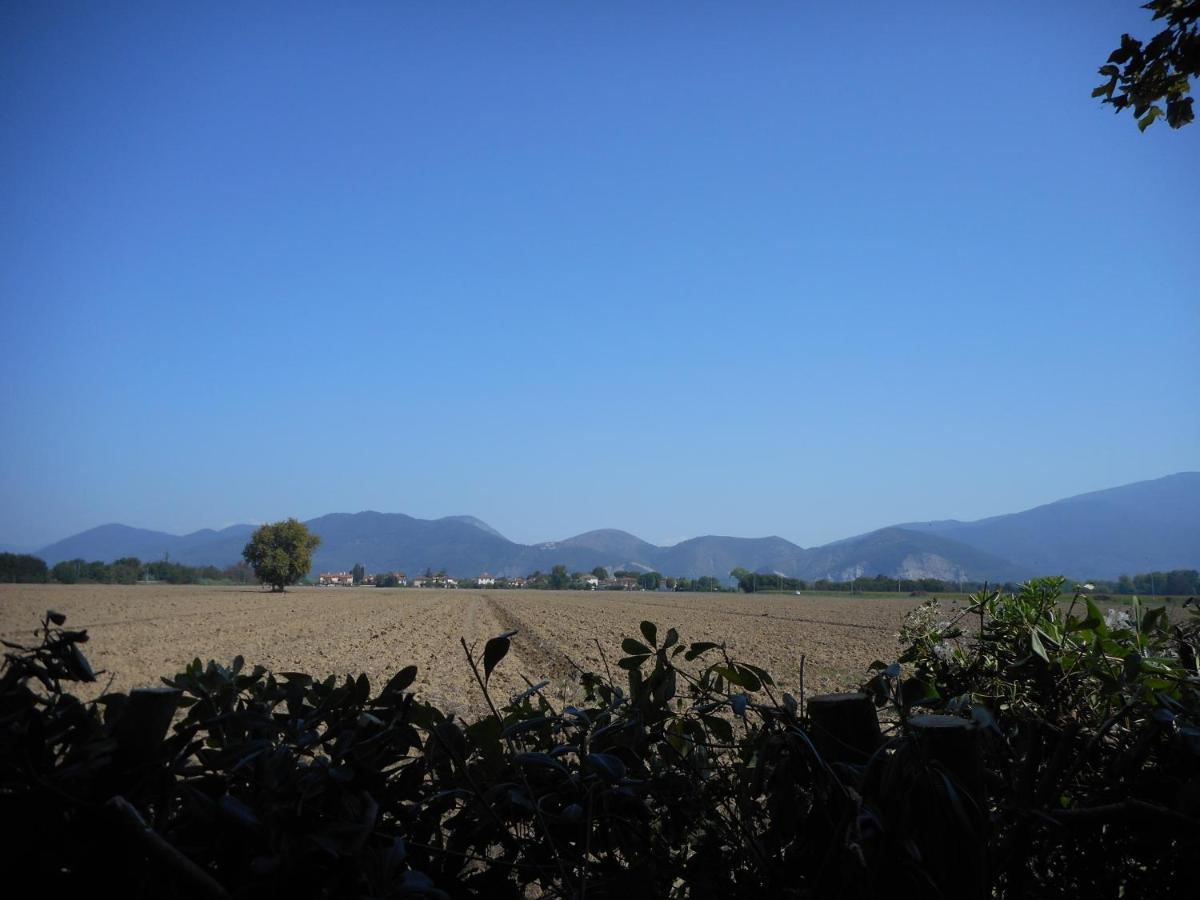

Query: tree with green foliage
left=1095, top=0, right=1197, bottom=130
left=50, top=560, right=82, bottom=584
left=637, top=571, right=662, bottom=591
left=352, top=563, right=365, bottom=586
left=591, top=566, right=608, bottom=580
left=0, top=553, right=48, bottom=583
left=241, top=518, right=321, bottom=592
left=109, top=557, right=142, bottom=584
left=547, top=564, right=569, bottom=590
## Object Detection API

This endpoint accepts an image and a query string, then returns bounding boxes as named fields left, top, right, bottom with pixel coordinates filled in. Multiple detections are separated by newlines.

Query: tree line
left=5, top=548, right=1197, bottom=598
left=0, top=552, right=256, bottom=586
left=728, top=567, right=1200, bottom=597
left=1089, top=569, right=1200, bottom=596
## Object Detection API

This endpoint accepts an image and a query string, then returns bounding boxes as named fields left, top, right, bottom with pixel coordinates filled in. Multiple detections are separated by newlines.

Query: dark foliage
left=0, top=552, right=49, bottom=583
left=48, top=557, right=255, bottom=585
left=1096, top=1, right=1198, bottom=130
left=2, top=579, right=1197, bottom=897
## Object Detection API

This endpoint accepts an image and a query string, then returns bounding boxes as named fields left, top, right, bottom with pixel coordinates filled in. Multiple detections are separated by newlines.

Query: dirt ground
left=0, top=584, right=930, bottom=716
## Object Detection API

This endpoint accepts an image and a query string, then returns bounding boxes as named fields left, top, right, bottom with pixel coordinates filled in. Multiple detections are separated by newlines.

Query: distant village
left=316, top=568, right=666, bottom=591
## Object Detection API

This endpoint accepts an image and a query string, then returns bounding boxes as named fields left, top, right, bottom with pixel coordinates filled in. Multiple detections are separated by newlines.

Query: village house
left=318, top=572, right=354, bottom=586
left=579, top=574, right=600, bottom=588
left=477, top=573, right=495, bottom=587
left=603, top=576, right=639, bottom=591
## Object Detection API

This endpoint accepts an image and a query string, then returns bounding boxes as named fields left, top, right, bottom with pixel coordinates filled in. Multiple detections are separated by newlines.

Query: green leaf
left=1030, top=629, right=1049, bottom=662
left=584, top=752, right=626, bottom=782
left=702, top=714, right=734, bottom=743
left=466, top=716, right=502, bottom=756
left=713, top=666, right=743, bottom=688
left=899, top=677, right=939, bottom=709
left=685, top=641, right=720, bottom=661
left=640, top=622, right=657, bottom=647
left=1124, top=652, right=1143, bottom=680
left=622, top=638, right=652, bottom=656
left=1141, top=605, right=1167, bottom=634
left=515, top=752, right=570, bottom=775
left=740, top=662, right=775, bottom=687
left=1138, top=106, right=1162, bottom=131
left=734, top=665, right=762, bottom=693
left=483, top=635, right=511, bottom=682
left=383, top=665, right=418, bottom=696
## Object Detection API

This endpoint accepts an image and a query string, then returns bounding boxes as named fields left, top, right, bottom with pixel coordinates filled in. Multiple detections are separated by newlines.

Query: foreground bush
left=1, top=579, right=1196, bottom=898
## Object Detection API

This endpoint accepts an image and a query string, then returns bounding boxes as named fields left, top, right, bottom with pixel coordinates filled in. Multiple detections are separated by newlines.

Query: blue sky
left=2, top=2, right=1196, bottom=550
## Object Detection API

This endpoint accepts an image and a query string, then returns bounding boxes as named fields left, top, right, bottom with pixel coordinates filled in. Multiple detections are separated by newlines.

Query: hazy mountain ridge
left=31, top=474, right=1200, bottom=581
left=898, top=473, right=1200, bottom=579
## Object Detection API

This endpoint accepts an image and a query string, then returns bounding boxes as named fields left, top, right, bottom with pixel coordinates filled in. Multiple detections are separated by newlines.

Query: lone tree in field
left=242, top=518, right=320, bottom=592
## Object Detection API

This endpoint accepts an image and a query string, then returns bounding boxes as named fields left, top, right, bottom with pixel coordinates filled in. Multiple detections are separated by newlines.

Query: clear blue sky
left=2, top=2, right=1196, bottom=550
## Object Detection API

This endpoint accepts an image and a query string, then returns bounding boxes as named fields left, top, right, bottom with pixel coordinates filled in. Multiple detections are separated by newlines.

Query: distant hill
left=35, top=523, right=256, bottom=568
left=302, top=512, right=521, bottom=576
left=898, top=472, right=1200, bottom=580
left=790, top=526, right=1032, bottom=584
left=31, top=473, right=1200, bottom=582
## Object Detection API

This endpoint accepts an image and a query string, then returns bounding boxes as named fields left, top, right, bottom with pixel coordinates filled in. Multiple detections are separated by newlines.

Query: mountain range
left=31, top=473, right=1200, bottom=582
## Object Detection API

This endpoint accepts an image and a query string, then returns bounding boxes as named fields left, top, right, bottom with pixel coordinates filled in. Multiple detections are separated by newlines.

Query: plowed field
left=0, top=585, right=928, bottom=714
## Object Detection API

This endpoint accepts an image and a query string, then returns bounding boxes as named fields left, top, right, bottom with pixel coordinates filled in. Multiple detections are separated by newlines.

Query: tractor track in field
left=485, top=594, right=578, bottom=685
left=1, top=585, right=934, bottom=706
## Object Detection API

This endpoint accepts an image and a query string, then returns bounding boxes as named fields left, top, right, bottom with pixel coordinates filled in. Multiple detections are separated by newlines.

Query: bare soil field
left=0, top=584, right=932, bottom=714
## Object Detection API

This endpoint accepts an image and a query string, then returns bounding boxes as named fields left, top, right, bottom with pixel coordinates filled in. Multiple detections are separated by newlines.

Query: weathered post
left=806, top=691, right=882, bottom=763
left=907, top=713, right=984, bottom=805
left=906, top=713, right=987, bottom=899
left=113, top=687, right=182, bottom=766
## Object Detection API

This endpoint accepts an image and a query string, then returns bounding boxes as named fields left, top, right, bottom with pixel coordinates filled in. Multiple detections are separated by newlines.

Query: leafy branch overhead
left=1095, top=1, right=1198, bottom=130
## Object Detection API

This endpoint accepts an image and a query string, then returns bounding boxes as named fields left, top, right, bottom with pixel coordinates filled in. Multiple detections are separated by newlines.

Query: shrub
left=1, top=579, right=1196, bottom=898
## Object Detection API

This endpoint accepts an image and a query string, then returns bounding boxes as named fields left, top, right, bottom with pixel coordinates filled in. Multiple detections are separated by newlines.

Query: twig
left=594, top=638, right=614, bottom=685
left=107, top=795, right=231, bottom=899
left=1046, top=799, right=1200, bottom=829
left=798, top=653, right=806, bottom=718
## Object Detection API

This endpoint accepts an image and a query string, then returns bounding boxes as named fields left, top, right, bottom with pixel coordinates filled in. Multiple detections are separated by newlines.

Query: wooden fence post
left=113, top=687, right=182, bottom=766
left=907, top=713, right=984, bottom=805
left=806, top=692, right=882, bottom=763
left=907, top=713, right=987, bottom=899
